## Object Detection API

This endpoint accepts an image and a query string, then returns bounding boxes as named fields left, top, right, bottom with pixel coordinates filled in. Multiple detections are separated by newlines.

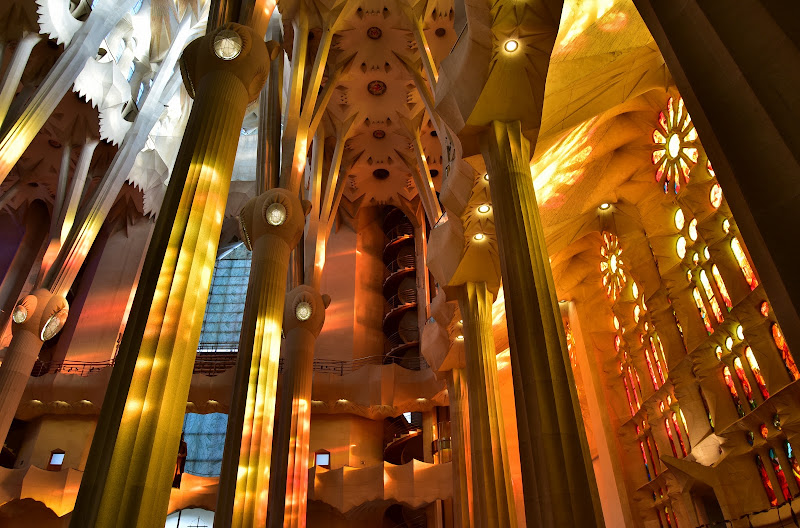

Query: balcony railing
left=30, top=350, right=429, bottom=378
left=385, top=289, right=418, bottom=313
left=384, top=223, right=414, bottom=242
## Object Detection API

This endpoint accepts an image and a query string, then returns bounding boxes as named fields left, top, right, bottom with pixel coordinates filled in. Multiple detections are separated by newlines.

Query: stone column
left=0, top=289, right=68, bottom=444
left=0, top=200, right=49, bottom=335
left=0, top=32, right=41, bottom=126
left=69, top=23, right=272, bottom=528
left=266, top=286, right=328, bottom=528
left=214, top=188, right=306, bottom=528
left=481, top=120, right=603, bottom=527
left=0, top=0, right=139, bottom=184
left=446, top=367, right=472, bottom=527
left=456, top=281, right=516, bottom=527
left=632, top=0, right=800, bottom=355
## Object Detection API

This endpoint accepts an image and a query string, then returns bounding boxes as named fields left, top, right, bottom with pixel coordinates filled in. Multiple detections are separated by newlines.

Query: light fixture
left=483, top=173, right=489, bottom=181
left=458, top=319, right=463, bottom=325
left=12, top=304, right=28, bottom=324
left=41, top=308, right=68, bottom=341
left=473, top=233, right=485, bottom=241
left=266, top=202, right=287, bottom=226
left=477, top=204, right=491, bottom=214
left=213, top=29, right=243, bottom=60
left=504, top=39, right=519, bottom=52
left=599, top=203, right=611, bottom=210
left=456, top=335, right=464, bottom=341
left=295, top=301, right=312, bottom=321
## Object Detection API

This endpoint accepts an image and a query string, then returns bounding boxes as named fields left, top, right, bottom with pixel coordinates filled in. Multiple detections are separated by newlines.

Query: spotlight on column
left=473, top=233, right=485, bottom=241
left=456, top=335, right=464, bottom=341
left=599, top=203, right=611, bottom=210
left=477, top=204, right=491, bottom=214
left=11, top=304, right=28, bottom=324
left=504, top=39, right=519, bottom=52
left=266, top=202, right=287, bottom=226
left=213, top=30, right=243, bottom=60
left=483, top=173, right=489, bottom=181
left=295, top=301, right=313, bottom=321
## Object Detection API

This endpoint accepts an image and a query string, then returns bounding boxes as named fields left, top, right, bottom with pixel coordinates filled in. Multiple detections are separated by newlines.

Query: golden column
left=266, top=286, right=329, bottom=528
left=69, top=23, right=273, bottom=528
left=445, top=367, right=472, bottom=527
left=481, top=121, right=603, bottom=527
left=215, top=188, right=306, bottom=528
left=456, top=281, right=516, bottom=526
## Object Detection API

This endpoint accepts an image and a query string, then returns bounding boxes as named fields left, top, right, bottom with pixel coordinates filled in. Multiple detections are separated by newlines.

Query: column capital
left=10, top=288, right=68, bottom=341
left=283, top=285, right=330, bottom=337
left=238, top=187, right=309, bottom=250
left=180, top=22, right=280, bottom=103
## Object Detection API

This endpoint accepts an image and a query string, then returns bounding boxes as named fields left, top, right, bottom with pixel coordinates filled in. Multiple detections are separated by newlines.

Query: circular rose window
left=367, top=27, right=382, bottom=39
left=367, top=80, right=387, bottom=96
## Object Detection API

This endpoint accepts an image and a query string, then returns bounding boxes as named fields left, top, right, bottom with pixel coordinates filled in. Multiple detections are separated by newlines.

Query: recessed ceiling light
left=504, top=40, right=519, bottom=52
left=599, top=203, right=611, bottom=210
left=477, top=204, right=491, bottom=214
left=483, top=173, right=489, bottom=181
left=473, top=233, right=485, bottom=241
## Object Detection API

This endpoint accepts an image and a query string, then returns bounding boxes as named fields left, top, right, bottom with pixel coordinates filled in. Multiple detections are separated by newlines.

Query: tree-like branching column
left=69, top=23, right=274, bottom=528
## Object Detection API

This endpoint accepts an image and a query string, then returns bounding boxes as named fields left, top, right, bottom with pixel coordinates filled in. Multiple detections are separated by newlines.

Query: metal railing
left=384, top=223, right=414, bottom=242
left=385, top=254, right=416, bottom=274
left=384, top=332, right=419, bottom=356
left=29, top=350, right=430, bottom=378
left=385, top=289, right=418, bottom=312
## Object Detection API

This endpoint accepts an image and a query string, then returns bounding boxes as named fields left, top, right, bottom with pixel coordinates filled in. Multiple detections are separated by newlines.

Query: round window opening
left=214, top=30, right=243, bottom=60
left=372, top=130, right=386, bottom=139
left=373, top=168, right=390, bottom=180
left=367, top=27, right=382, bottom=39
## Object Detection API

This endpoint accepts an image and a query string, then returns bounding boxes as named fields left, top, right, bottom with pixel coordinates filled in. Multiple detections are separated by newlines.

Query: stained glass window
left=688, top=219, right=698, bottom=241
left=671, top=413, right=688, bottom=456
left=730, top=237, right=758, bottom=290
left=710, top=183, right=723, bottom=209
left=757, top=456, right=779, bottom=506
left=745, top=347, right=770, bottom=400
left=665, top=418, right=678, bottom=457
left=636, top=425, right=652, bottom=481
left=623, top=377, right=636, bottom=417
left=769, top=448, right=792, bottom=501
left=723, top=366, right=745, bottom=417
left=772, top=324, right=800, bottom=381
left=676, top=237, right=687, bottom=259
left=733, top=357, right=756, bottom=410
left=674, top=209, right=685, bottom=230
left=652, top=97, right=699, bottom=194
left=692, top=288, right=714, bottom=333
left=785, top=442, right=800, bottom=490
left=699, top=387, right=714, bottom=430
left=650, top=337, right=667, bottom=384
left=711, top=265, right=732, bottom=310
left=644, top=348, right=660, bottom=389
left=601, top=233, right=626, bottom=300
left=699, top=270, right=724, bottom=323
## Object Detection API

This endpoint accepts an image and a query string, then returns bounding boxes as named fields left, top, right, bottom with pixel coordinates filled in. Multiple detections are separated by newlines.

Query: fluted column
left=0, top=0, right=139, bottom=184
left=69, top=23, right=272, bottom=528
left=265, top=286, right=328, bottom=528
left=446, top=367, right=472, bottom=527
left=0, top=200, right=49, bottom=335
left=214, top=187, right=306, bottom=528
left=456, top=281, right=516, bottom=527
left=0, top=32, right=41, bottom=126
left=481, top=120, right=602, bottom=527
left=0, top=289, right=68, bottom=444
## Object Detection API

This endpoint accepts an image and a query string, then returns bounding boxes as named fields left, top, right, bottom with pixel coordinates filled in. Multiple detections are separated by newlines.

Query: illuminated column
left=0, top=0, right=139, bottom=184
left=0, top=32, right=41, bottom=126
left=0, top=289, right=68, bottom=444
left=455, top=281, right=516, bottom=526
left=0, top=200, right=49, bottom=334
left=632, top=0, right=800, bottom=354
left=481, top=121, right=602, bottom=527
left=446, top=367, right=472, bottom=527
left=69, top=24, right=272, bottom=528
left=215, top=188, right=306, bottom=528
left=266, top=286, right=328, bottom=528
